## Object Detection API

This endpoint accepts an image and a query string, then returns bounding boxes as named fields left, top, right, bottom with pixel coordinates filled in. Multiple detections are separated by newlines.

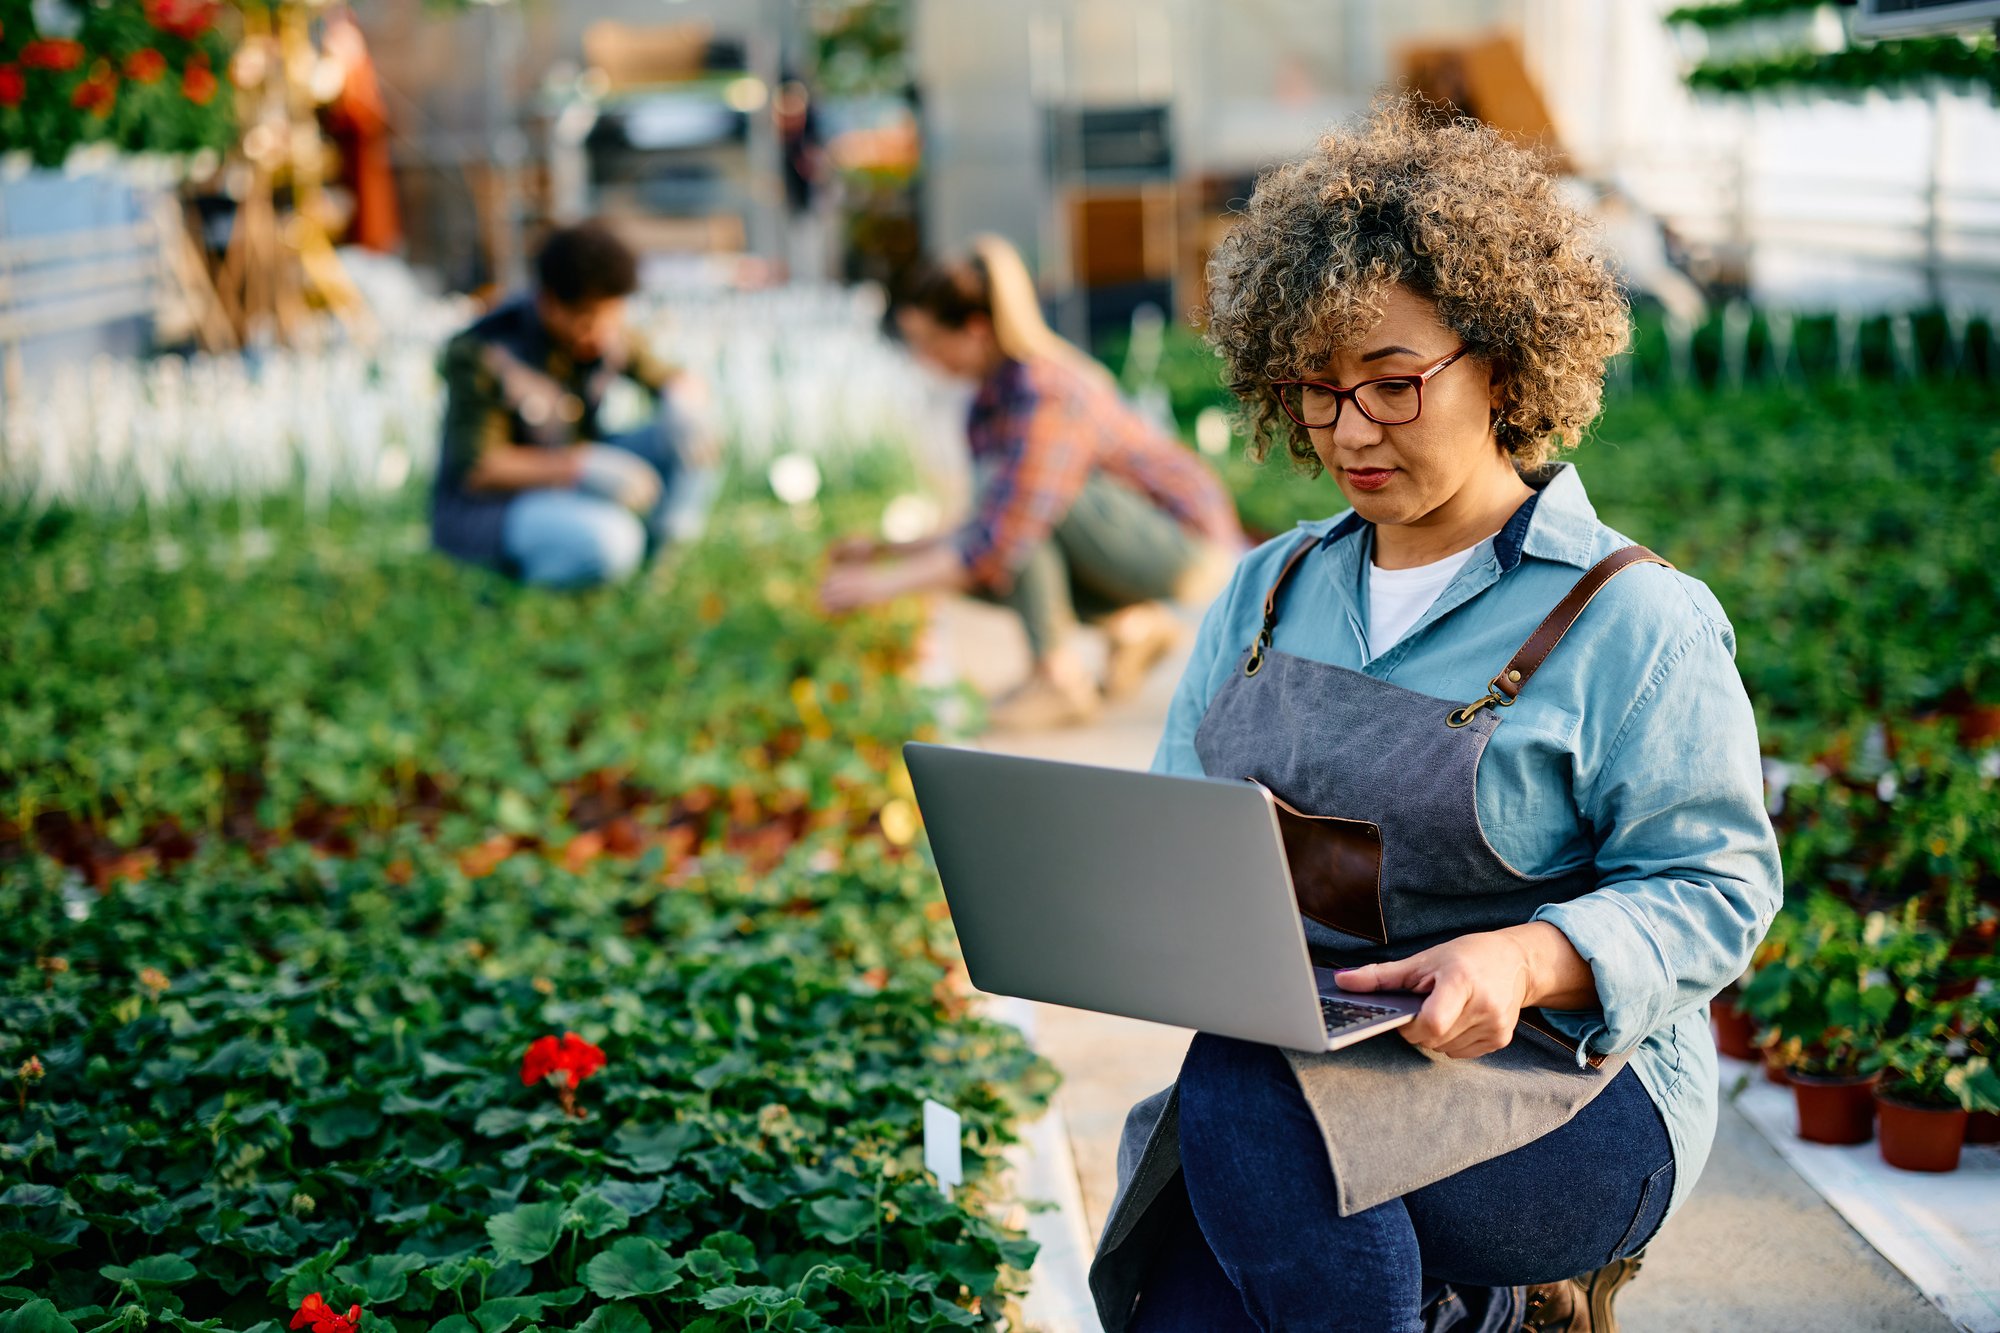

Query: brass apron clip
left=1245, top=626, right=1274, bottom=677
left=1446, top=670, right=1522, bottom=728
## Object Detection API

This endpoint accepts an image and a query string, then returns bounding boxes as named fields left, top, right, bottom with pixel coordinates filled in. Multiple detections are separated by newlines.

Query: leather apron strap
left=1243, top=534, right=1321, bottom=678
left=1446, top=544, right=1673, bottom=727
left=1243, top=533, right=1673, bottom=725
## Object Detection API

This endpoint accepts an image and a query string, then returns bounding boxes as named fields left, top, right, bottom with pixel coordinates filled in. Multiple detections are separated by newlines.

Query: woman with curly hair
left=820, top=235, right=1243, bottom=729
left=1089, top=96, right=1780, bottom=1332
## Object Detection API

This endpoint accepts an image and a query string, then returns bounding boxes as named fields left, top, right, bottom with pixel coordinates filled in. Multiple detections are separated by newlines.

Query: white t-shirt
left=1367, top=544, right=1480, bottom=661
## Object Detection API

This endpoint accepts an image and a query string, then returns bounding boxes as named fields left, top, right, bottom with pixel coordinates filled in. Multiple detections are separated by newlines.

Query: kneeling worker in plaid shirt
left=820, top=235, right=1243, bottom=730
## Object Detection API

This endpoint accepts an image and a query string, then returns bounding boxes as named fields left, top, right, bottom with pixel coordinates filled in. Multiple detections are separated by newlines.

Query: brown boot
left=1522, top=1250, right=1646, bottom=1333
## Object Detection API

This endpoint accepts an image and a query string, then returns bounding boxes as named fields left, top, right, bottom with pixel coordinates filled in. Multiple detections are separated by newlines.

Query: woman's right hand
left=826, top=534, right=884, bottom=563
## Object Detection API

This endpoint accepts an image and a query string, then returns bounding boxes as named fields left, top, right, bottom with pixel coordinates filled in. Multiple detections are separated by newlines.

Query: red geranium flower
left=0, top=67, right=23, bottom=109
left=144, top=0, right=220, bottom=40
left=521, top=1031, right=607, bottom=1119
left=521, top=1031, right=606, bottom=1090
left=72, top=72, right=116, bottom=117
left=21, top=39, right=84, bottom=72
left=558, top=1032, right=607, bottom=1085
left=125, top=48, right=167, bottom=84
left=289, top=1293, right=363, bottom=1333
left=181, top=57, right=216, bottom=107
left=520, top=1035, right=562, bottom=1087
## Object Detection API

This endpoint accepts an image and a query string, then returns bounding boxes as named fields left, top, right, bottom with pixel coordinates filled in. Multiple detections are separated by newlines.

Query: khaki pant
left=978, top=471, right=1227, bottom=658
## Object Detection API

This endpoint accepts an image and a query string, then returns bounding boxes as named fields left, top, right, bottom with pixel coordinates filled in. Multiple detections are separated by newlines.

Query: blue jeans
left=1131, top=1033, right=1675, bottom=1333
left=502, top=415, right=720, bottom=588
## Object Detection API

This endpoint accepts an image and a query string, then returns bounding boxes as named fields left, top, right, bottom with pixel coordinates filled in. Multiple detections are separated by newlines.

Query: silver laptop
left=902, top=742, right=1424, bottom=1052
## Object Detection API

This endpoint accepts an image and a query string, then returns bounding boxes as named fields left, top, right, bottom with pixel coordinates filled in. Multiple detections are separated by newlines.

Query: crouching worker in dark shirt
left=431, top=221, right=721, bottom=587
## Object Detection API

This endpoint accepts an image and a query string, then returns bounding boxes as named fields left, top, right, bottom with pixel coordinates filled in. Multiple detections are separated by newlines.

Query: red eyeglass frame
left=1270, top=344, right=1472, bottom=429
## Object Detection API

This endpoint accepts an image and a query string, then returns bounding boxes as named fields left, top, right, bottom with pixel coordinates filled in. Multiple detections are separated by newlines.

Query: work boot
left=1522, top=1250, right=1647, bottom=1332
left=986, top=672, right=1102, bottom=732
left=1100, top=601, right=1184, bottom=702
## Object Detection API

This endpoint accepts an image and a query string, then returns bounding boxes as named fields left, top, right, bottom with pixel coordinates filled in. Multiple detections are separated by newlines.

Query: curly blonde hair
left=1204, top=93, right=1630, bottom=472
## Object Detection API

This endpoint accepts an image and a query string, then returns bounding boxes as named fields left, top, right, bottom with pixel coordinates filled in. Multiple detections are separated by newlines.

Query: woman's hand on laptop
left=1330, top=923, right=1598, bottom=1060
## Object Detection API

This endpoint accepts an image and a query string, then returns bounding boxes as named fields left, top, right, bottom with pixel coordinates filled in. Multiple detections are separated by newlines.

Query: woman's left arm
left=1526, top=607, right=1784, bottom=1059
left=1339, top=601, right=1784, bottom=1062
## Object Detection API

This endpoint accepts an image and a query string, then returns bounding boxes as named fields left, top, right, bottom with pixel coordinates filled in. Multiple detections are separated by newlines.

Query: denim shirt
left=1151, top=461, right=1784, bottom=1225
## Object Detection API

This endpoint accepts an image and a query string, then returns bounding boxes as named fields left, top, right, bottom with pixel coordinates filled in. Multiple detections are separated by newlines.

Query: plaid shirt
left=956, top=356, right=1241, bottom=592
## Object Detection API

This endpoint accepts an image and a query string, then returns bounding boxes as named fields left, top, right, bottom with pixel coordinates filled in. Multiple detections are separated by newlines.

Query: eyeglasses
left=1270, top=345, right=1471, bottom=430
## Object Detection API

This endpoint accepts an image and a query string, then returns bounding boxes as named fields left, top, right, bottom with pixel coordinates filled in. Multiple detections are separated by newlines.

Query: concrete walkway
left=940, top=595, right=1961, bottom=1333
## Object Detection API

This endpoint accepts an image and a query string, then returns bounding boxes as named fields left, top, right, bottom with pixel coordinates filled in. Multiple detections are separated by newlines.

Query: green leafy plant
left=1943, top=961, right=2000, bottom=1115
left=0, top=476, right=1054, bottom=1331
left=1738, top=894, right=1901, bottom=1077
left=1864, top=992, right=1975, bottom=1108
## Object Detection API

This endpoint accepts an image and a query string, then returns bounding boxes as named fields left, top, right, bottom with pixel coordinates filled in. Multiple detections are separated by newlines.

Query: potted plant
left=1952, top=1054, right=2000, bottom=1146
left=1714, top=929, right=1790, bottom=1063
left=1734, top=913, right=1799, bottom=1079
left=1954, top=980, right=2000, bottom=1145
left=1864, top=996, right=1974, bottom=1172
left=1742, top=894, right=1897, bottom=1144
left=1711, top=979, right=1761, bottom=1061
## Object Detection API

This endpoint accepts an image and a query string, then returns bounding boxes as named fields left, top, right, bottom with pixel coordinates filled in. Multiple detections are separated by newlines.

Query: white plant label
left=922, top=1098, right=964, bottom=1200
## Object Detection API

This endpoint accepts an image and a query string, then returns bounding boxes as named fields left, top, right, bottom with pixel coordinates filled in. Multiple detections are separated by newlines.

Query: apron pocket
left=1256, top=782, right=1388, bottom=944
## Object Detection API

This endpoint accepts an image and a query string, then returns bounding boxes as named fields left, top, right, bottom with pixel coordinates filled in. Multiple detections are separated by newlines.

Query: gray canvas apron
left=1088, top=536, right=1671, bottom=1331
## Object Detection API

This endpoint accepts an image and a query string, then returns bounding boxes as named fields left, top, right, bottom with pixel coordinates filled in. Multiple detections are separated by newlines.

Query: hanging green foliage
left=1686, top=31, right=1999, bottom=97
left=808, top=0, right=909, bottom=97
left=1665, top=0, right=2000, bottom=99
left=1664, top=0, right=1829, bottom=29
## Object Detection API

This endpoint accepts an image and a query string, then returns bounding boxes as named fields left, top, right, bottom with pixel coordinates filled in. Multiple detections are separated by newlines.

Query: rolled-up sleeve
left=1532, top=612, right=1783, bottom=1064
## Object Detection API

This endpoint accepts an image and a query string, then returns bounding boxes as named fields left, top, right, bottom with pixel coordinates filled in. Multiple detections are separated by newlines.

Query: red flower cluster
left=71, top=68, right=116, bottom=117
left=289, top=1294, right=362, bottom=1333
left=0, top=66, right=22, bottom=109
left=181, top=56, right=216, bottom=107
left=125, top=48, right=167, bottom=84
left=144, top=0, right=220, bottom=40
left=20, top=39, right=84, bottom=72
left=521, top=1032, right=606, bottom=1090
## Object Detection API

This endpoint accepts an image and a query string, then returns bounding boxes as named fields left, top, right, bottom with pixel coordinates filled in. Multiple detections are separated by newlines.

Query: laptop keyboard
left=1320, top=997, right=1401, bottom=1033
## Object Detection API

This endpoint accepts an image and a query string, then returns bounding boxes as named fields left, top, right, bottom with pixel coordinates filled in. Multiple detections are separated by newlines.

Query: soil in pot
left=1712, top=996, right=1759, bottom=1061
left=1791, top=1070, right=1879, bottom=1145
left=1875, top=1089, right=1969, bottom=1172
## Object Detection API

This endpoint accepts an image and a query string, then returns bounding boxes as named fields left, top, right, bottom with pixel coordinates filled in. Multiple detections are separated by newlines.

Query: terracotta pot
left=1953, top=702, right=2000, bottom=749
left=1951, top=918, right=1999, bottom=959
left=1875, top=1090, right=1968, bottom=1172
left=1712, top=996, right=1760, bottom=1061
left=1966, top=1110, right=2000, bottom=1145
left=1791, top=1071, right=1879, bottom=1145
left=1940, top=984, right=1980, bottom=1012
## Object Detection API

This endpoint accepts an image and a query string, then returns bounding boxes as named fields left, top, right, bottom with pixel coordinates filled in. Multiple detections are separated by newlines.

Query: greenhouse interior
left=2, top=1, right=1998, bottom=1331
